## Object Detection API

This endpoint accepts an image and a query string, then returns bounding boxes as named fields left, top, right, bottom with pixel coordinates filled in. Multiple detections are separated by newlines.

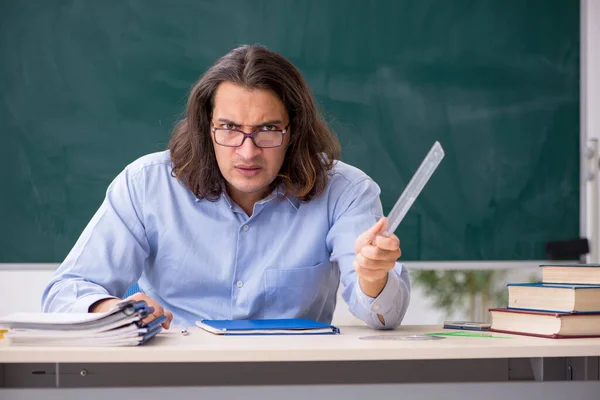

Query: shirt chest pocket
left=263, top=260, right=332, bottom=319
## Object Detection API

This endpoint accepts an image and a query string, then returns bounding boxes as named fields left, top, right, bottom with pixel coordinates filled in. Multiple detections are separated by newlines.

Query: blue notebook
left=195, top=318, right=340, bottom=335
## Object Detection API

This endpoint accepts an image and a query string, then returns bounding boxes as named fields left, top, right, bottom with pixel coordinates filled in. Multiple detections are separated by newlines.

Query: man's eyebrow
left=216, top=118, right=240, bottom=125
left=254, top=119, right=284, bottom=127
left=215, top=118, right=285, bottom=127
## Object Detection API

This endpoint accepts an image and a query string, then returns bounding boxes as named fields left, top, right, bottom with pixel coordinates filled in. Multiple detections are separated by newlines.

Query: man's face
left=211, top=81, right=290, bottom=203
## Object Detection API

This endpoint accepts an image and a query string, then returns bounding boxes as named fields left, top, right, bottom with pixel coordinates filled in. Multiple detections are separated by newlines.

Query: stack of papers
left=196, top=318, right=340, bottom=335
left=0, top=300, right=165, bottom=346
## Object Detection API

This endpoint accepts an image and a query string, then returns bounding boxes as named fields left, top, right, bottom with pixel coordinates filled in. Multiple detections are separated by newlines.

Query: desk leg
left=573, top=357, right=600, bottom=380
left=527, top=357, right=600, bottom=381
left=55, top=363, right=60, bottom=388
left=529, top=358, right=567, bottom=381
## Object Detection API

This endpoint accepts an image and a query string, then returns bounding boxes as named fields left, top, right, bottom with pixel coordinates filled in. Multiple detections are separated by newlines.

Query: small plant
left=411, top=269, right=508, bottom=322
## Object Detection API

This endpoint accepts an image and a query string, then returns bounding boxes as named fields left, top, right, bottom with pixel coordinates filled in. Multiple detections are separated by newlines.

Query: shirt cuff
left=72, top=293, right=119, bottom=313
left=355, top=268, right=402, bottom=316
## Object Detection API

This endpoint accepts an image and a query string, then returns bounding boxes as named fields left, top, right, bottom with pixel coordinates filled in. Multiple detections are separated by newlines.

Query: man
left=42, top=44, right=410, bottom=330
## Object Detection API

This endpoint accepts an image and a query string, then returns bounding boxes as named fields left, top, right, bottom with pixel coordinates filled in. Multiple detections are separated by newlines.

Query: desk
left=1, top=325, right=600, bottom=399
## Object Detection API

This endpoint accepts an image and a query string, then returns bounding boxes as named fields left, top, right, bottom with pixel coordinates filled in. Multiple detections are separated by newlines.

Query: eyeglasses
left=211, top=123, right=289, bottom=148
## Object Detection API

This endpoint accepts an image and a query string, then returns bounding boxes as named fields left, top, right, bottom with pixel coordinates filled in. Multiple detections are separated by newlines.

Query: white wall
left=0, top=270, right=56, bottom=317
left=583, top=0, right=600, bottom=262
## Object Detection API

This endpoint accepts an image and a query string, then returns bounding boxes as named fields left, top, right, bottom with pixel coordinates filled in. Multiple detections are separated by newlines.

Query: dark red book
left=488, top=308, right=600, bottom=338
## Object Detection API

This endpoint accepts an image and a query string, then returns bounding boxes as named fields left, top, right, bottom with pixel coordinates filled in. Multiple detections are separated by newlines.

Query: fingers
left=365, top=217, right=388, bottom=238
left=354, top=228, right=401, bottom=283
left=126, top=292, right=173, bottom=330
left=373, top=235, right=400, bottom=252
left=360, top=240, right=401, bottom=260
left=164, top=311, right=173, bottom=329
left=354, top=217, right=388, bottom=253
left=353, top=260, right=389, bottom=282
left=356, top=251, right=400, bottom=270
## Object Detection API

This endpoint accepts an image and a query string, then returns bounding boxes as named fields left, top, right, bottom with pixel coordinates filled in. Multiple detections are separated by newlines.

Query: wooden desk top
left=1, top=325, right=600, bottom=363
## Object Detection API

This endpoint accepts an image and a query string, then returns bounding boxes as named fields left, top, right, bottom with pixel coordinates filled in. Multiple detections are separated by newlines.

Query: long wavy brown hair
left=168, top=44, right=341, bottom=202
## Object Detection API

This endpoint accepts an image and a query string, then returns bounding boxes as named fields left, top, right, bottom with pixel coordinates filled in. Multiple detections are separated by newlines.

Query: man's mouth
left=235, top=165, right=262, bottom=177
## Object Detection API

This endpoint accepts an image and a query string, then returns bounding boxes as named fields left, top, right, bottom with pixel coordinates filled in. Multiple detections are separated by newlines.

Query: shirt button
left=237, top=280, right=244, bottom=288
left=372, top=304, right=380, bottom=311
left=242, top=225, right=249, bottom=231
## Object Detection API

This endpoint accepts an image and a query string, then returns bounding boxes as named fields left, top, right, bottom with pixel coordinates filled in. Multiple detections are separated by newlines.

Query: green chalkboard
left=0, top=0, right=580, bottom=262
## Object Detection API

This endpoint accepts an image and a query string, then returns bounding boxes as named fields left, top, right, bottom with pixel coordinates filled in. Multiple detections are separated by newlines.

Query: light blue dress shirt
left=42, top=151, right=410, bottom=329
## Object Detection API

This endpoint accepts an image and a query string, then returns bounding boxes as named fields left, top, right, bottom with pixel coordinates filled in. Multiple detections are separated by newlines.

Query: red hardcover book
left=488, top=308, right=600, bottom=338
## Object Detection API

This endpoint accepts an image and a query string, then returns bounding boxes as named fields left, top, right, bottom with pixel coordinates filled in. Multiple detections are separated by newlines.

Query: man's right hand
left=89, top=292, right=173, bottom=329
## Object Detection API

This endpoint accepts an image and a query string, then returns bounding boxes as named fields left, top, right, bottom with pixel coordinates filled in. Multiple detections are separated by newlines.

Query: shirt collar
left=194, top=183, right=300, bottom=210
left=274, top=184, right=300, bottom=210
left=220, top=189, right=234, bottom=209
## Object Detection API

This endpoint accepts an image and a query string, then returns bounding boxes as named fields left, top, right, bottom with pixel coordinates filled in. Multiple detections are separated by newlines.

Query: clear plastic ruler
left=384, top=141, right=445, bottom=235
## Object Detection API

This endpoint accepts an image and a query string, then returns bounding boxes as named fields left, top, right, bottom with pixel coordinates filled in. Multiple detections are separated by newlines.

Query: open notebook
left=0, top=300, right=165, bottom=346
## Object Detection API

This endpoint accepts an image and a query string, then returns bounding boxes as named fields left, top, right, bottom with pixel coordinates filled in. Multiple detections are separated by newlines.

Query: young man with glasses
left=42, top=45, right=410, bottom=330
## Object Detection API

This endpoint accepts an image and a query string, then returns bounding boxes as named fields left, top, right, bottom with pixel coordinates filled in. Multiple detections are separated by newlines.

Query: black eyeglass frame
left=210, top=123, right=290, bottom=148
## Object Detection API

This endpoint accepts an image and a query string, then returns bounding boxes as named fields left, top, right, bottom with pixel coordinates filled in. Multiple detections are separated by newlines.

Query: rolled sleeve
left=354, top=263, right=411, bottom=329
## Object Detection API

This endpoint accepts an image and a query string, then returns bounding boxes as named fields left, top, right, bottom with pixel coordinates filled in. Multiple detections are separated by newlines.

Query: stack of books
left=489, top=263, right=600, bottom=338
left=0, top=300, right=165, bottom=346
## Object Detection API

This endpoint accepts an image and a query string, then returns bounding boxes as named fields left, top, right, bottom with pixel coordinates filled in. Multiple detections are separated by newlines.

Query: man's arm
left=41, top=166, right=149, bottom=313
left=326, top=178, right=410, bottom=329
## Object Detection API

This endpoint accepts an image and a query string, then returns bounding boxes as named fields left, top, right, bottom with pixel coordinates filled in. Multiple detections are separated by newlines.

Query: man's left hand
left=354, top=217, right=402, bottom=298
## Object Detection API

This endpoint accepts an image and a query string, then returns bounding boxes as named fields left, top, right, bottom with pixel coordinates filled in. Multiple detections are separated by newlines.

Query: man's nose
left=236, top=136, right=262, bottom=159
